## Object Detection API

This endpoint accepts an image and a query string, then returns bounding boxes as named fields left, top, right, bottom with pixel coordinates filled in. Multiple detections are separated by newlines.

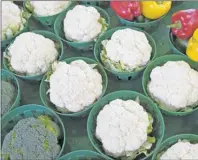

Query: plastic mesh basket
left=152, top=134, right=198, bottom=160
left=1, top=104, right=66, bottom=159
left=94, top=26, right=157, bottom=80
left=54, top=4, right=110, bottom=51
left=58, top=150, right=109, bottom=160
left=40, top=57, right=108, bottom=117
left=1, top=69, right=21, bottom=118
left=23, top=1, right=74, bottom=28
left=87, top=90, right=165, bottom=160
left=142, top=55, right=198, bottom=116
left=3, top=30, right=64, bottom=81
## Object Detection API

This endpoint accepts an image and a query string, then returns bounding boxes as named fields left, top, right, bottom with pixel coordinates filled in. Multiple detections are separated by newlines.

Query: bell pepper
left=140, top=1, right=172, bottom=20
left=186, top=29, right=198, bottom=62
left=168, top=9, right=198, bottom=40
left=110, top=1, right=141, bottom=21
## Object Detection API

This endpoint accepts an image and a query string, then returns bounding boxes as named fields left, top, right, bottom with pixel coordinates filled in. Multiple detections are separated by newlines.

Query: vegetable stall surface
left=1, top=1, right=198, bottom=160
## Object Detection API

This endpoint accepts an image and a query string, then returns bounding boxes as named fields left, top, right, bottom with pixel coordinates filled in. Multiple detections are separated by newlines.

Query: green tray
left=152, top=134, right=198, bottom=160
left=87, top=90, right=164, bottom=160
left=1, top=2, right=198, bottom=160
left=1, top=104, right=66, bottom=159
left=40, top=57, right=108, bottom=117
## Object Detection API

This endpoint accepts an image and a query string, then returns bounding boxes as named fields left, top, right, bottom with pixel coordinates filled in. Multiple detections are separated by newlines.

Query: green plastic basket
left=142, top=55, right=198, bottom=116
left=54, top=4, right=110, bottom=51
left=94, top=26, right=157, bottom=80
left=23, top=1, right=74, bottom=28
left=87, top=90, right=165, bottom=160
left=1, top=69, right=21, bottom=118
left=3, top=30, right=64, bottom=81
left=152, top=134, right=198, bottom=160
left=40, top=57, right=108, bottom=117
left=1, top=104, right=66, bottom=159
left=118, top=15, right=166, bottom=32
left=168, top=31, right=186, bottom=56
left=80, top=1, right=109, bottom=8
left=58, top=150, right=110, bottom=160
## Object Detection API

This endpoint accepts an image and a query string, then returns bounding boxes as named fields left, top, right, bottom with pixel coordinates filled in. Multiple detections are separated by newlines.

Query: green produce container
left=87, top=90, right=165, bottom=160
left=118, top=15, right=166, bottom=32
left=23, top=1, right=74, bottom=28
left=54, top=4, right=110, bottom=51
left=3, top=30, right=64, bottom=81
left=152, top=134, right=198, bottom=160
left=58, top=150, right=109, bottom=160
left=94, top=26, right=157, bottom=80
left=142, top=55, right=198, bottom=116
left=40, top=57, right=108, bottom=117
left=1, top=69, right=21, bottom=118
left=1, top=104, right=66, bottom=159
left=168, top=31, right=186, bottom=56
left=80, top=1, right=109, bottom=8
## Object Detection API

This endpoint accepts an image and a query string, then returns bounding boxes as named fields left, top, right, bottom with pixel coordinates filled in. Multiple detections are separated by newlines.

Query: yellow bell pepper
left=186, top=29, right=198, bottom=62
left=140, top=1, right=172, bottom=20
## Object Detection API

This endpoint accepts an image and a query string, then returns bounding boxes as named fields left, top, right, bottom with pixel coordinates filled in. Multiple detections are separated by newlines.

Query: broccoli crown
left=1, top=116, right=61, bottom=160
left=1, top=81, right=16, bottom=116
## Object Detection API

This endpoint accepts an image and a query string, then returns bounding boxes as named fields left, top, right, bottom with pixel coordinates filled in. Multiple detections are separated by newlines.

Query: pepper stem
left=167, top=21, right=182, bottom=29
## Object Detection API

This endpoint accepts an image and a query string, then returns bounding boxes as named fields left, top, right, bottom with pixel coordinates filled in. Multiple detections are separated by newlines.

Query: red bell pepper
left=110, top=1, right=141, bottom=21
left=168, top=9, right=198, bottom=39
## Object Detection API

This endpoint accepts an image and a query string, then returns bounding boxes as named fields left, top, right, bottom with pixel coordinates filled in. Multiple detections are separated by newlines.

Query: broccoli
left=1, top=81, right=16, bottom=116
left=1, top=116, right=61, bottom=160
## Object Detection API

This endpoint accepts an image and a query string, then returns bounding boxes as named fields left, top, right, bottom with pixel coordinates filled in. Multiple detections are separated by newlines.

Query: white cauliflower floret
left=2, top=1, right=25, bottom=40
left=148, top=61, right=198, bottom=111
left=30, top=1, right=71, bottom=16
left=63, top=5, right=103, bottom=42
left=102, top=28, right=152, bottom=71
left=49, top=60, right=103, bottom=112
left=160, top=141, right=198, bottom=160
left=7, top=32, right=58, bottom=76
left=96, top=99, right=149, bottom=158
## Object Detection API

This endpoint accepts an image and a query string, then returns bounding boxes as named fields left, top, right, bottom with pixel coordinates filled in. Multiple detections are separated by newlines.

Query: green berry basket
left=54, top=4, right=110, bottom=51
left=87, top=90, right=165, bottom=160
left=1, top=69, right=21, bottom=118
left=3, top=30, right=64, bottom=81
left=58, top=150, right=110, bottom=160
left=23, top=0, right=74, bottom=28
left=168, top=30, right=187, bottom=56
left=94, top=26, right=157, bottom=80
left=142, top=55, right=198, bottom=116
left=40, top=57, right=108, bottom=117
left=1, top=104, right=66, bottom=159
left=152, top=134, right=198, bottom=160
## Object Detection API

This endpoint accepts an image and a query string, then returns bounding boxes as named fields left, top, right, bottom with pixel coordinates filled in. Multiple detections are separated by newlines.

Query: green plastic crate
left=94, top=26, right=157, bottom=80
left=40, top=57, right=108, bottom=117
left=87, top=90, right=165, bottom=160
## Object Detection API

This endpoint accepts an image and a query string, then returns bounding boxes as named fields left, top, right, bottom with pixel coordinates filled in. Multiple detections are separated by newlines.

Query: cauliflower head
left=159, top=141, right=198, bottom=160
left=49, top=60, right=103, bottom=113
left=101, top=28, right=152, bottom=72
left=96, top=99, right=155, bottom=159
left=28, top=1, right=71, bottom=16
left=63, top=5, right=107, bottom=42
left=2, top=1, right=26, bottom=41
left=7, top=32, right=59, bottom=76
left=148, top=61, right=198, bottom=111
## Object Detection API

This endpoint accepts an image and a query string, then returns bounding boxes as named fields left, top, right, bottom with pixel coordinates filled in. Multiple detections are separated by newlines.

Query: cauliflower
left=96, top=99, right=155, bottom=159
left=101, top=28, right=152, bottom=72
left=148, top=61, right=198, bottom=111
left=49, top=60, right=103, bottom=113
left=2, top=1, right=27, bottom=40
left=26, top=1, right=71, bottom=16
left=159, top=140, right=198, bottom=160
left=6, top=32, right=59, bottom=76
left=1, top=81, right=16, bottom=116
left=1, top=116, right=61, bottom=160
left=63, top=5, right=108, bottom=42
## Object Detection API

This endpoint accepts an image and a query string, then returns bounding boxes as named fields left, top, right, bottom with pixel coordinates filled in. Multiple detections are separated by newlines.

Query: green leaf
left=98, top=17, right=108, bottom=33
left=21, top=9, right=31, bottom=19
left=147, top=136, right=156, bottom=143
left=25, top=0, right=34, bottom=13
